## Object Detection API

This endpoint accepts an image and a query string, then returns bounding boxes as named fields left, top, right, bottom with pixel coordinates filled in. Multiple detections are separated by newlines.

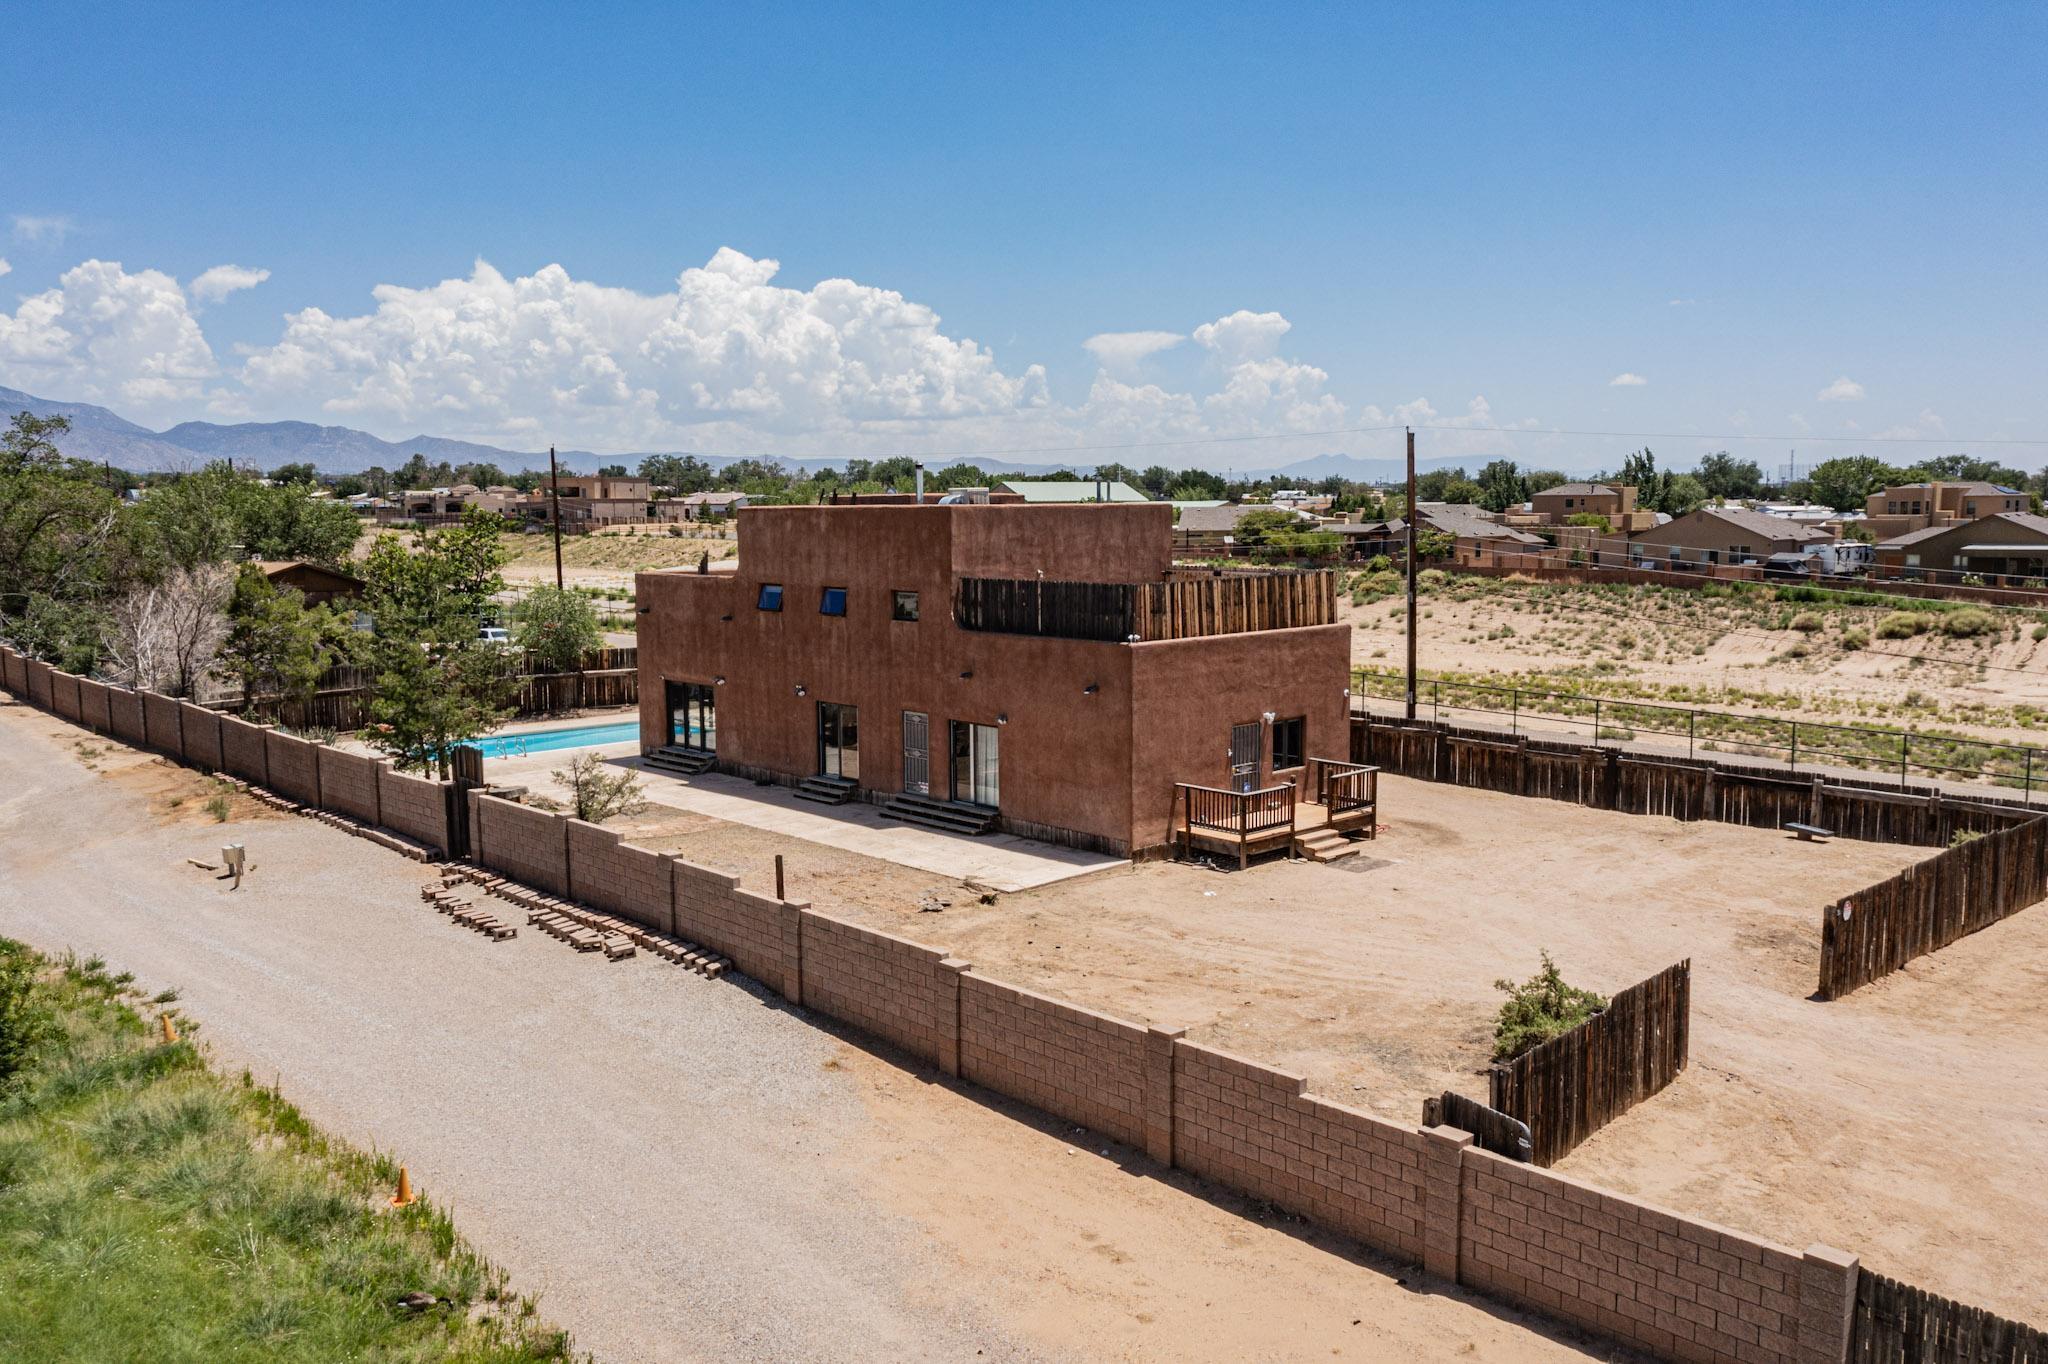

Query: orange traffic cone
left=389, top=1166, right=416, bottom=1208
left=159, top=1014, right=178, bottom=1044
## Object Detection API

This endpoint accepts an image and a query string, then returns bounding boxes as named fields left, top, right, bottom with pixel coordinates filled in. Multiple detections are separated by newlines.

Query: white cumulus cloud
left=1191, top=309, right=1291, bottom=364
left=0, top=259, right=219, bottom=422
left=1817, top=375, right=1865, bottom=402
left=1609, top=372, right=1647, bottom=387
left=190, top=264, right=271, bottom=303
left=1081, top=330, right=1184, bottom=373
left=11, top=215, right=76, bottom=246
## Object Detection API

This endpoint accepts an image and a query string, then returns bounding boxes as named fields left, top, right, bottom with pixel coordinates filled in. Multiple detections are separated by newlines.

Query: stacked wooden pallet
left=442, top=863, right=731, bottom=978
left=418, top=881, right=517, bottom=940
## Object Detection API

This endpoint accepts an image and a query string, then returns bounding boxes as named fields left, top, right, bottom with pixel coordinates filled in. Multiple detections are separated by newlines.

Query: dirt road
left=0, top=700, right=1628, bottom=1364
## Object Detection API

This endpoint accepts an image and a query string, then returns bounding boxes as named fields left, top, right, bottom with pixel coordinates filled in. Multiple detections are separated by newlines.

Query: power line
left=1416, top=423, right=2048, bottom=447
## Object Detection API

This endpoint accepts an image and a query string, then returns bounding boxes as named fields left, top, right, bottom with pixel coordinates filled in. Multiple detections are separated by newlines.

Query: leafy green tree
left=0, top=939, right=55, bottom=1095
left=1694, top=451, right=1764, bottom=499
left=1521, top=469, right=1570, bottom=495
left=1475, top=460, right=1527, bottom=513
left=359, top=510, right=517, bottom=776
left=513, top=586, right=604, bottom=672
left=1806, top=455, right=1904, bottom=511
left=551, top=752, right=648, bottom=824
left=1663, top=472, right=1709, bottom=515
left=0, top=413, right=135, bottom=665
left=142, top=462, right=361, bottom=569
left=1414, top=467, right=1467, bottom=501
left=269, top=461, right=319, bottom=485
left=1234, top=508, right=1341, bottom=562
left=214, top=564, right=333, bottom=717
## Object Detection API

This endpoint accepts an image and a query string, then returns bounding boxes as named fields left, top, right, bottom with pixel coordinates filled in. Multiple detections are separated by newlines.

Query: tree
left=552, top=753, right=649, bottom=824
left=1475, top=461, right=1528, bottom=514
left=1694, top=451, right=1764, bottom=499
left=597, top=463, right=627, bottom=478
left=514, top=586, right=604, bottom=673
left=639, top=454, right=715, bottom=494
left=213, top=564, right=335, bottom=717
left=1806, top=456, right=1904, bottom=512
left=0, top=939, right=55, bottom=1095
left=1233, top=508, right=1340, bottom=562
left=1521, top=469, right=1570, bottom=495
left=0, top=414, right=133, bottom=666
left=269, top=461, right=319, bottom=485
left=1663, top=473, right=1709, bottom=515
left=141, top=461, right=361, bottom=569
left=103, top=564, right=232, bottom=698
left=1414, top=467, right=1468, bottom=502
left=359, top=510, right=517, bottom=776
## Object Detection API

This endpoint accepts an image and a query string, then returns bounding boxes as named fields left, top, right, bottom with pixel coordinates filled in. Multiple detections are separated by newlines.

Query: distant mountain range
left=0, top=383, right=1527, bottom=483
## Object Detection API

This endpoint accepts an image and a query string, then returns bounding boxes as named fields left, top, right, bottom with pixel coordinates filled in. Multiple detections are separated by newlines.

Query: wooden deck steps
left=878, top=792, right=999, bottom=836
left=1293, top=827, right=1364, bottom=863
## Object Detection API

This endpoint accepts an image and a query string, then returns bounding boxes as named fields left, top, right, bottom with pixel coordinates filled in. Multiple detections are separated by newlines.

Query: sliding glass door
left=949, top=721, right=999, bottom=808
left=817, top=702, right=860, bottom=781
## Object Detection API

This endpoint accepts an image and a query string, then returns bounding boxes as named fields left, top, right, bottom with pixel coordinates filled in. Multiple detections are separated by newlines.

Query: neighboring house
left=373, top=484, right=523, bottom=525
left=1173, top=503, right=1312, bottom=540
left=673, top=491, right=751, bottom=520
left=518, top=475, right=657, bottom=529
left=1414, top=504, right=1554, bottom=567
left=1625, top=507, right=1831, bottom=568
left=1874, top=513, right=2048, bottom=580
left=995, top=479, right=1150, bottom=504
left=1862, top=481, right=2028, bottom=542
left=256, top=560, right=364, bottom=607
left=1523, top=483, right=1657, bottom=532
left=634, top=502, right=1352, bottom=857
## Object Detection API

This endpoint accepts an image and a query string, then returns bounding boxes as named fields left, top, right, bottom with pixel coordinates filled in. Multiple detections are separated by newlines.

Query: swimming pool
left=470, top=719, right=642, bottom=759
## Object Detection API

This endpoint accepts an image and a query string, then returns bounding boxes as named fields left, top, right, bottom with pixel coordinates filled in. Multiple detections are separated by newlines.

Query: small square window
left=892, top=589, right=919, bottom=622
left=757, top=583, right=783, bottom=611
left=1272, top=717, right=1305, bottom=771
left=820, top=586, right=847, bottom=616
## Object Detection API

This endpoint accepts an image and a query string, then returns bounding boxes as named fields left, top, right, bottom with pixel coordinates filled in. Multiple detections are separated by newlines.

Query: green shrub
left=1938, top=608, right=1998, bottom=638
left=1874, top=611, right=1931, bottom=639
left=1491, top=952, right=1607, bottom=1061
left=1841, top=627, right=1870, bottom=651
left=1789, top=612, right=1823, bottom=632
left=0, top=942, right=55, bottom=1095
left=1366, top=554, right=1391, bottom=573
left=2033, top=623, right=2048, bottom=642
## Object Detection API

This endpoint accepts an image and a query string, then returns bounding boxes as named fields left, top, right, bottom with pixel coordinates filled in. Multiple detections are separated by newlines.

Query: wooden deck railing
left=1176, top=780, right=1298, bottom=868
left=1308, top=757, right=1378, bottom=813
left=956, top=571, right=1335, bottom=642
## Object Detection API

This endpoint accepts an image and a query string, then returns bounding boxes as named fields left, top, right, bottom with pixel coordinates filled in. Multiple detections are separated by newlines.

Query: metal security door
left=1229, top=722, right=1262, bottom=792
left=902, top=711, right=930, bottom=796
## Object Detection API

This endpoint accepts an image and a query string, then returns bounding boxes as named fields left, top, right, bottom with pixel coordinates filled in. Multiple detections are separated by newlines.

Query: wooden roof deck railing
left=954, top=570, right=1336, bottom=642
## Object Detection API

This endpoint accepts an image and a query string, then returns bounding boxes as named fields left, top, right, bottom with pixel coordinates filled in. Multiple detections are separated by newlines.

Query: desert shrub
left=1938, top=608, right=1998, bottom=638
left=0, top=942, right=55, bottom=1095
left=1841, top=627, right=1870, bottom=651
left=550, top=753, right=647, bottom=824
left=1789, top=612, right=1823, bottom=632
left=1875, top=612, right=1931, bottom=639
left=2033, top=623, right=2048, bottom=642
left=1366, top=554, right=1391, bottom=573
left=1491, top=952, right=1606, bottom=1061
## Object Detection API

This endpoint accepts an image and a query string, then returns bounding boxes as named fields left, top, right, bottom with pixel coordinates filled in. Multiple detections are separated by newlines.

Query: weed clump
left=1491, top=952, right=1606, bottom=1061
left=1875, top=612, right=1932, bottom=639
left=1938, top=608, right=1998, bottom=638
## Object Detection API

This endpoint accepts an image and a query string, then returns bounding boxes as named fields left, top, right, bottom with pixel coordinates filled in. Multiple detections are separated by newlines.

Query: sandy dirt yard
left=801, top=775, right=2048, bottom=1326
left=0, top=699, right=1638, bottom=1364
left=1340, top=574, right=2048, bottom=749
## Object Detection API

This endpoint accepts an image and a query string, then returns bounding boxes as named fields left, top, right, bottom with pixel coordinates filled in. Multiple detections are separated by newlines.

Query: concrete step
left=879, top=793, right=998, bottom=836
left=792, top=775, right=859, bottom=805
left=644, top=746, right=715, bottom=776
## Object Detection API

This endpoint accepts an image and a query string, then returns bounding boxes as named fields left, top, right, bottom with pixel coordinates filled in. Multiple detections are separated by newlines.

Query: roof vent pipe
left=915, top=463, right=925, bottom=503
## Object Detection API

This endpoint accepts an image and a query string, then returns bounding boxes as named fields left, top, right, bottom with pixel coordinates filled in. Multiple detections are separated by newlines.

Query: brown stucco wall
left=636, top=504, right=1345, bottom=853
left=1126, top=623, right=1352, bottom=854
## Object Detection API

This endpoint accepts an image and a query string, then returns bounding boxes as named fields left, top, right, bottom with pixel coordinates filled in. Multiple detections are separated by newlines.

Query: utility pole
left=547, top=445, right=565, bottom=592
left=1404, top=427, right=1418, bottom=721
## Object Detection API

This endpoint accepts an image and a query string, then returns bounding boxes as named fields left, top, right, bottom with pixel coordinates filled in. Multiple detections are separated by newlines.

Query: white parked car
left=478, top=626, right=514, bottom=647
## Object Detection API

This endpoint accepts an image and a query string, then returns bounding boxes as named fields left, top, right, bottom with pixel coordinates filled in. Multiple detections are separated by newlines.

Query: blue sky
left=3, top=1, right=2043, bottom=471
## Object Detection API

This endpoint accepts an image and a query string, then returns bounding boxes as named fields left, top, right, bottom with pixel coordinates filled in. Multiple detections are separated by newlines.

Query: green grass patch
left=0, top=941, right=576, bottom=1363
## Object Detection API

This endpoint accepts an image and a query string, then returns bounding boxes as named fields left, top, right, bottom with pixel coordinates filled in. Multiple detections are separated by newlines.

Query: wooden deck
left=1174, top=764, right=1379, bottom=868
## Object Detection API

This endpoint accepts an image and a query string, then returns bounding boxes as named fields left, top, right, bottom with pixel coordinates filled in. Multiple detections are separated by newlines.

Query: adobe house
left=1524, top=483, right=1657, bottom=532
left=256, top=560, right=364, bottom=607
left=522, top=475, right=657, bottom=528
left=634, top=502, right=1362, bottom=858
left=1862, top=480, right=2029, bottom=542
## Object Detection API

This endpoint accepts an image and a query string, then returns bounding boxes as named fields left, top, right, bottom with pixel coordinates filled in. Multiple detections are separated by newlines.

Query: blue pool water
left=471, top=720, right=641, bottom=759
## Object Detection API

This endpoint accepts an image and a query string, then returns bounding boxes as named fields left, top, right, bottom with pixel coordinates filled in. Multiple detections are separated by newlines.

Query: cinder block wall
left=674, top=865, right=789, bottom=991
left=317, top=747, right=381, bottom=824
left=798, top=913, right=949, bottom=1066
left=473, top=795, right=569, bottom=895
left=376, top=767, right=451, bottom=853
left=51, top=672, right=82, bottom=723
left=140, top=692, right=185, bottom=759
left=179, top=703, right=223, bottom=771
left=264, top=732, right=321, bottom=805
left=959, top=976, right=1149, bottom=1150
left=108, top=685, right=147, bottom=745
left=1174, top=1041, right=1429, bottom=1262
left=0, top=646, right=25, bottom=694
left=26, top=659, right=54, bottom=709
left=77, top=678, right=113, bottom=734
left=563, top=821, right=671, bottom=934
left=219, top=716, right=270, bottom=785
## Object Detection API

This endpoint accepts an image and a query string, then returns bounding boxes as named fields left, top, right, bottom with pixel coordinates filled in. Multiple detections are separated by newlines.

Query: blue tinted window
left=757, top=583, right=783, bottom=611
left=820, top=586, right=848, bottom=616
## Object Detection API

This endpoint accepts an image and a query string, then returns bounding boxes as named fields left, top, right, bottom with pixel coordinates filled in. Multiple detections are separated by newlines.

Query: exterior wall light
left=714, top=676, right=726, bottom=686
left=1261, top=710, right=1277, bottom=724
left=637, top=606, right=651, bottom=615
left=1126, top=633, right=1141, bottom=643
left=959, top=670, right=974, bottom=680
left=1082, top=684, right=1098, bottom=696
left=996, top=714, right=1008, bottom=725
left=720, top=613, right=733, bottom=622
left=794, top=684, right=807, bottom=697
